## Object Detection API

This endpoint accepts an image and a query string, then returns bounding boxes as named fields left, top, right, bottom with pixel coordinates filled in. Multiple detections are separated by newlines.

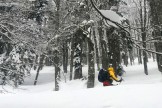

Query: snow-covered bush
left=0, top=45, right=36, bottom=87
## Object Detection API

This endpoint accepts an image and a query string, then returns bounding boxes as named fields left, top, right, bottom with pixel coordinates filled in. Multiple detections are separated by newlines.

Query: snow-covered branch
left=90, top=0, right=130, bottom=35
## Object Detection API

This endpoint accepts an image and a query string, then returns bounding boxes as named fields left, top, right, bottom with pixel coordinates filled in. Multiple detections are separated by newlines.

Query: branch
left=134, top=42, right=162, bottom=55
left=90, top=0, right=130, bottom=35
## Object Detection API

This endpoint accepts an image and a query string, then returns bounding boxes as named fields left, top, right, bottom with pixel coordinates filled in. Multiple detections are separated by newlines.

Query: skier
left=103, top=64, right=123, bottom=86
left=116, top=64, right=125, bottom=76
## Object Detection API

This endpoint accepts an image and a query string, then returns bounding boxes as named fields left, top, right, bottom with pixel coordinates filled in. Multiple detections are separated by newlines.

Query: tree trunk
left=70, top=36, right=74, bottom=80
left=142, top=32, right=148, bottom=75
left=34, top=54, right=45, bottom=85
left=87, top=38, right=95, bottom=88
left=155, top=43, right=162, bottom=72
left=92, top=27, right=100, bottom=71
left=123, top=53, right=128, bottom=67
left=63, top=41, right=68, bottom=73
left=138, top=47, right=143, bottom=64
left=54, top=0, right=60, bottom=91
left=74, top=29, right=84, bottom=79
left=98, top=24, right=108, bottom=70
left=108, top=32, right=120, bottom=71
left=129, top=50, right=134, bottom=65
left=54, top=54, right=60, bottom=91
left=55, top=66, right=60, bottom=91
left=140, top=0, right=148, bottom=75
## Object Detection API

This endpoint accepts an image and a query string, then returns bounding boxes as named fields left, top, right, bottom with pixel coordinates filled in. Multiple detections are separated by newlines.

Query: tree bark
left=70, top=36, right=74, bottom=80
left=63, top=41, right=68, bottom=73
left=54, top=54, right=60, bottom=91
left=34, top=54, right=45, bottom=85
left=54, top=0, right=60, bottom=91
left=92, top=27, right=100, bottom=71
left=87, top=38, right=95, bottom=88
left=98, top=24, right=108, bottom=70
left=74, top=29, right=84, bottom=79
left=140, top=0, right=148, bottom=75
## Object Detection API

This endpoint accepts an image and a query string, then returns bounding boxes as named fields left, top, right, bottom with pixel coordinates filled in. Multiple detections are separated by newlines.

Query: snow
left=0, top=59, right=162, bottom=108
left=100, top=10, right=126, bottom=27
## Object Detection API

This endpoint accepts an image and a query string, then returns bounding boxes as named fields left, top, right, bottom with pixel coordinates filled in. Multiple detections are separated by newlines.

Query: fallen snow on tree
left=100, top=10, right=126, bottom=27
left=0, top=3, right=20, bottom=6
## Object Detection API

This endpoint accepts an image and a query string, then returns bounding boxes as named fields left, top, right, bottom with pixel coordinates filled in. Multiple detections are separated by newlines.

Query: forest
left=0, top=0, right=162, bottom=91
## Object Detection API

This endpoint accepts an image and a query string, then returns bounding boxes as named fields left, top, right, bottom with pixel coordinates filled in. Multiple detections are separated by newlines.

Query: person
left=116, top=64, right=125, bottom=76
left=103, top=64, right=123, bottom=86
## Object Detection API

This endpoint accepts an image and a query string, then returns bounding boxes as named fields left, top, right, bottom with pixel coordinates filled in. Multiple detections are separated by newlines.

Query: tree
left=0, top=0, right=42, bottom=87
left=128, top=0, right=149, bottom=75
left=53, top=0, right=61, bottom=91
left=87, top=32, right=95, bottom=88
left=90, top=0, right=131, bottom=72
left=73, top=29, right=85, bottom=79
left=92, top=27, right=100, bottom=71
left=148, top=0, right=162, bottom=72
left=140, top=0, right=148, bottom=75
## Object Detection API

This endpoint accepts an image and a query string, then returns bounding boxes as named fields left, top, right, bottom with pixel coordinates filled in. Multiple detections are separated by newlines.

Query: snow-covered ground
left=0, top=59, right=162, bottom=108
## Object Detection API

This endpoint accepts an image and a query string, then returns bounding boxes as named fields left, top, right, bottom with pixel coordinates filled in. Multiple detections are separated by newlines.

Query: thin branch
left=134, top=42, right=162, bottom=55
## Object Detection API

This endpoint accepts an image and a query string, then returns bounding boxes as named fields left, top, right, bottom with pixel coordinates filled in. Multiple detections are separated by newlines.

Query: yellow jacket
left=108, top=67, right=119, bottom=81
